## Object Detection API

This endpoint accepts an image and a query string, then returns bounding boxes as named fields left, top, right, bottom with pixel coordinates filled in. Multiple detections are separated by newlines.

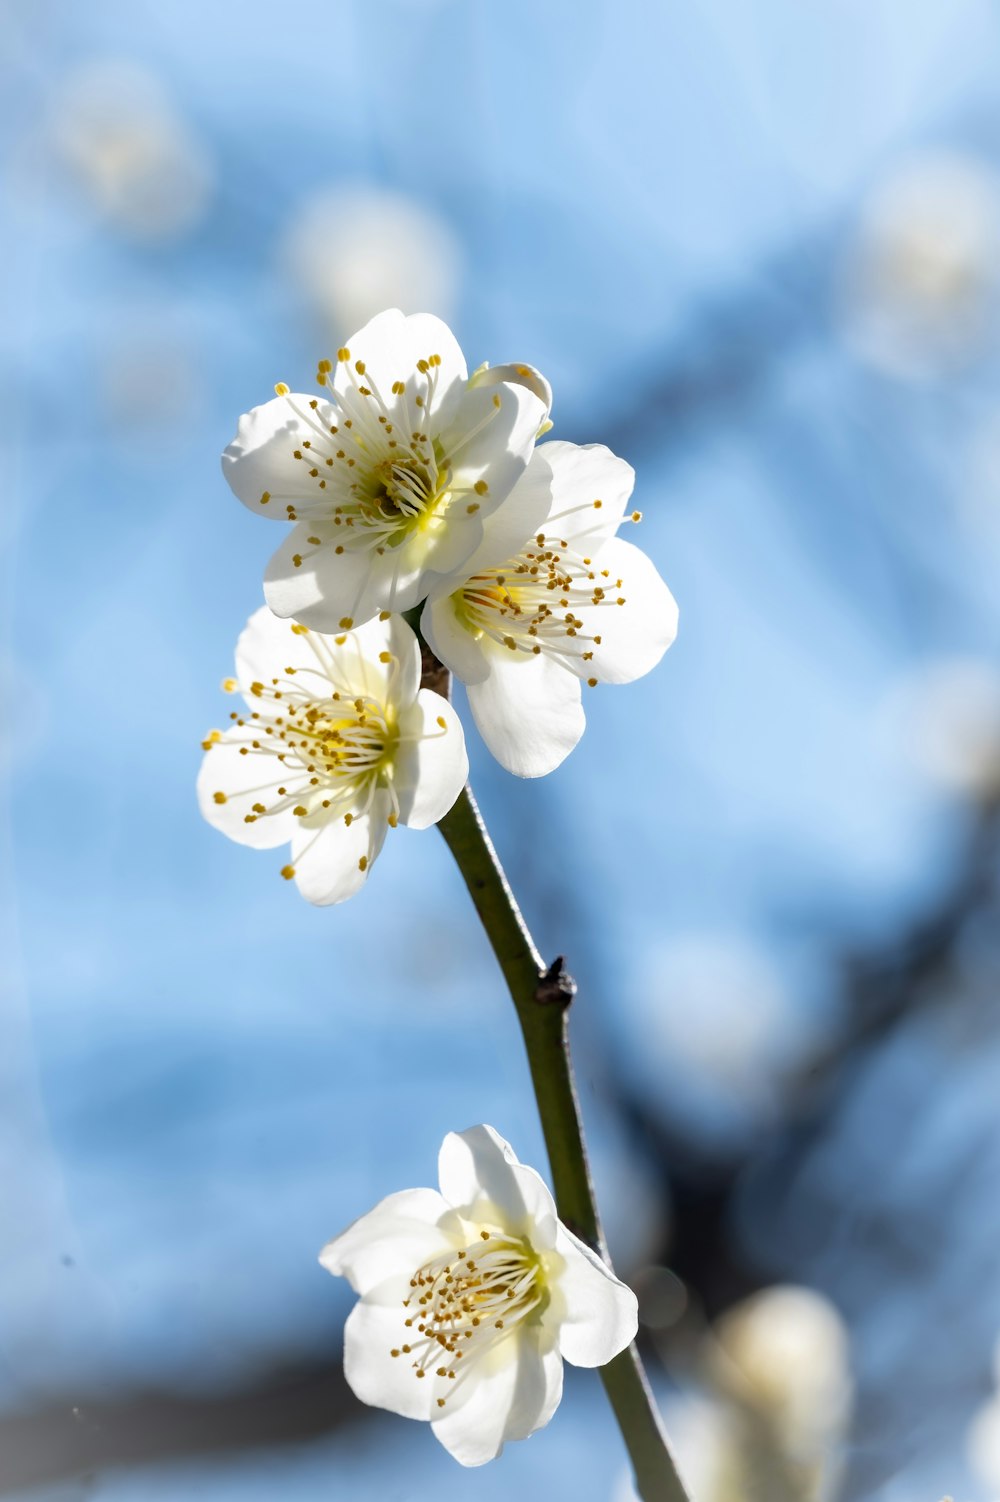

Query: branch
left=436, top=784, right=692, bottom=1502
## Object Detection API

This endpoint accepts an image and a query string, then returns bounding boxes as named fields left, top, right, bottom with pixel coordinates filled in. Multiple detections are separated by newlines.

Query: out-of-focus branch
left=0, top=1359, right=366, bottom=1495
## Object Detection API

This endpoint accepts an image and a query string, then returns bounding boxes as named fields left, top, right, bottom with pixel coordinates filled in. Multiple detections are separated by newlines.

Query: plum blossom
left=421, top=440, right=678, bottom=777
left=197, top=607, right=466, bottom=905
left=321, top=1125, right=638, bottom=1466
left=222, top=309, right=550, bottom=632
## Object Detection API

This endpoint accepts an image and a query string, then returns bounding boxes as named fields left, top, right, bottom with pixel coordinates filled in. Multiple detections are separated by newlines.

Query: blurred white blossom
left=841, top=152, right=1000, bottom=379
left=967, top=1393, right=1000, bottom=1491
left=709, top=1286, right=852, bottom=1460
left=880, top=657, right=1000, bottom=799
left=50, top=60, right=213, bottom=240
left=281, top=185, right=462, bottom=338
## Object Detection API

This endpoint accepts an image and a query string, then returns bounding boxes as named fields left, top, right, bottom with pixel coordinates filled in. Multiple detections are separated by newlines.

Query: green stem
left=437, top=786, right=692, bottom=1502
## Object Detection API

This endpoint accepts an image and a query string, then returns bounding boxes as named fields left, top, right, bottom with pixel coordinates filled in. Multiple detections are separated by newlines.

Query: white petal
left=263, top=522, right=425, bottom=630
left=548, top=1224, right=638, bottom=1368
left=442, top=379, right=547, bottom=525
left=331, top=309, right=468, bottom=434
left=338, top=612, right=421, bottom=708
left=533, top=440, right=636, bottom=553
left=393, top=690, right=468, bottom=830
left=435, top=445, right=557, bottom=582
left=437, top=1126, right=558, bottom=1246
left=222, top=394, right=342, bottom=517
left=342, top=1274, right=442, bottom=1422
left=290, top=804, right=389, bottom=906
left=320, top=1187, right=451, bottom=1296
left=469, top=361, right=553, bottom=423
left=233, top=605, right=327, bottom=705
left=571, top=536, right=679, bottom=685
left=467, top=651, right=585, bottom=778
left=196, top=728, right=298, bottom=850
left=420, top=592, right=492, bottom=686
left=430, top=1330, right=563, bottom=1466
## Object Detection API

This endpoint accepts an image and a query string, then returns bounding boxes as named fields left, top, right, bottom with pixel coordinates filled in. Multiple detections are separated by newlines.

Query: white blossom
left=320, top=1124, right=638, bottom=1466
left=197, top=608, right=466, bottom=905
left=422, top=440, right=678, bottom=776
left=222, top=310, right=550, bottom=632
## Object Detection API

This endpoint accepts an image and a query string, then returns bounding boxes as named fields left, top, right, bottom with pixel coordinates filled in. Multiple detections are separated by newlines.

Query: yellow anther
left=280, top=865, right=295, bottom=880
left=378, top=651, right=392, bottom=664
left=587, top=677, right=598, bottom=687
left=387, top=812, right=398, bottom=829
left=212, top=791, right=227, bottom=804
left=293, top=805, right=307, bottom=816
left=631, top=510, right=642, bottom=522
left=436, top=716, right=446, bottom=729
left=202, top=729, right=221, bottom=750
left=466, top=502, right=480, bottom=514
left=252, top=802, right=266, bottom=814
left=473, top=479, right=489, bottom=495
left=492, top=393, right=501, bottom=408
left=358, top=855, right=368, bottom=872
left=292, top=554, right=303, bottom=568
left=338, top=346, right=350, bottom=362
left=339, top=616, right=354, bottom=629
left=274, top=382, right=289, bottom=396
left=291, top=623, right=309, bottom=635
left=344, top=813, right=353, bottom=826
left=259, top=491, right=270, bottom=505
left=392, top=380, right=405, bottom=395
left=307, top=535, right=321, bottom=545
left=593, top=499, right=603, bottom=509
left=250, top=682, right=264, bottom=697
left=379, top=610, right=391, bottom=621
left=354, top=359, right=366, bottom=374
left=417, top=358, right=429, bottom=373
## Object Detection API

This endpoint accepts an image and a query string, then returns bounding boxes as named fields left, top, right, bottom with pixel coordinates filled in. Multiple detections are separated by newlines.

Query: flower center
left=390, top=1229, right=546, bottom=1408
left=217, top=642, right=403, bottom=838
left=455, top=529, right=625, bottom=675
left=269, top=348, right=496, bottom=561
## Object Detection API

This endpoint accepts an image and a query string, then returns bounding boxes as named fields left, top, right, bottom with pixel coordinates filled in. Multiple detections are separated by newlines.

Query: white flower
left=320, top=1124, right=638, bottom=1467
left=196, top=607, right=467, bottom=905
left=421, top=440, right=678, bottom=777
left=222, top=309, right=551, bottom=632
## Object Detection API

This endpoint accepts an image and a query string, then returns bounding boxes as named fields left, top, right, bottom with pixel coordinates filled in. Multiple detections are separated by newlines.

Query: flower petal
left=320, top=1187, right=451, bottom=1296
left=331, top=309, right=468, bottom=433
left=469, top=360, right=553, bottom=424
left=394, top=690, right=468, bottom=830
left=570, top=536, right=679, bottom=685
left=196, top=728, right=299, bottom=850
left=533, top=440, right=636, bottom=554
left=437, top=1125, right=558, bottom=1246
left=233, top=606, right=326, bottom=705
left=434, top=445, right=558, bottom=582
left=342, top=1273, right=443, bottom=1422
left=290, top=802, right=389, bottom=906
left=222, top=394, right=342, bottom=518
left=430, top=1329, right=563, bottom=1466
left=442, top=379, right=548, bottom=529
left=467, top=651, right=585, bottom=778
left=263, top=522, right=426, bottom=630
left=548, top=1224, right=638, bottom=1368
left=420, top=593, right=492, bottom=686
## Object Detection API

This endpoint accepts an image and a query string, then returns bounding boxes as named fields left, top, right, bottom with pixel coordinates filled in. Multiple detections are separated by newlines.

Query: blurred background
left=3, top=1, right=1000, bottom=1498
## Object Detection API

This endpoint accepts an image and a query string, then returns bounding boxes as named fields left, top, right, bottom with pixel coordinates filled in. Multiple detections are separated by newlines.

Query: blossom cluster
left=199, top=308, right=677, bottom=904
left=195, top=310, right=674, bottom=1464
